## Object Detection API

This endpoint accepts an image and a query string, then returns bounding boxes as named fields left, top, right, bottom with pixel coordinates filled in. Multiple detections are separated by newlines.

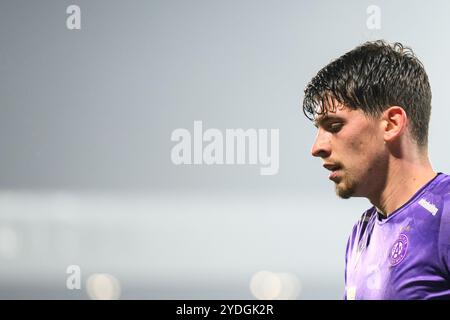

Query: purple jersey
left=344, top=172, right=450, bottom=299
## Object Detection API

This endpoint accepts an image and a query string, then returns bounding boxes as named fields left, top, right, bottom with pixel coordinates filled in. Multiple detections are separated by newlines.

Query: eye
left=328, top=122, right=343, bottom=133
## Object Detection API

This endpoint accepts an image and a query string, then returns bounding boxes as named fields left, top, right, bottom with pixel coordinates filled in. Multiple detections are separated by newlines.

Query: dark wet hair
left=302, top=40, right=432, bottom=147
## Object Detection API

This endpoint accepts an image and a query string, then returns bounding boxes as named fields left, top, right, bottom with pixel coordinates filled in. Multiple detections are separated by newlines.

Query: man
left=302, top=40, right=450, bottom=299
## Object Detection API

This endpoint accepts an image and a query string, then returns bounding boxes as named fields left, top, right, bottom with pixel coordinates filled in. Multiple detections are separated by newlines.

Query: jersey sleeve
left=344, top=233, right=351, bottom=300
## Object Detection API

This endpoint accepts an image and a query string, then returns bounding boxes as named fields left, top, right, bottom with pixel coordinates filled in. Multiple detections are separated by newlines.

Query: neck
left=369, top=153, right=436, bottom=217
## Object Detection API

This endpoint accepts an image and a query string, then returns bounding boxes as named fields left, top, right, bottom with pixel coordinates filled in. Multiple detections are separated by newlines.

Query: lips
left=323, top=163, right=340, bottom=171
left=328, top=170, right=340, bottom=181
left=323, top=163, right=342, bottom=181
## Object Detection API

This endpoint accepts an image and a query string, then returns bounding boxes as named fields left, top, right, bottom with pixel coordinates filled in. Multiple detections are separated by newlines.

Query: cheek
left=345, top=135, right=381, bottom=168
left=346, top=137, right=367, bottom=156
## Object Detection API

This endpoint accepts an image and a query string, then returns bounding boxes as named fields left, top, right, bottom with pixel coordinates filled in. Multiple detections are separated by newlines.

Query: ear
left=382, top=106, right=408, bottom=143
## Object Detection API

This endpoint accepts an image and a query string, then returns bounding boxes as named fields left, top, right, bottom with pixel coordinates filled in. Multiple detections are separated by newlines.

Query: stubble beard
left=334, top=171, right=357, bottom=199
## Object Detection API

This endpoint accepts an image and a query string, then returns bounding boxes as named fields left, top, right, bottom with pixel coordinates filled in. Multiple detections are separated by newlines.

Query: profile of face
left=311, top=103, right=388, bottom=199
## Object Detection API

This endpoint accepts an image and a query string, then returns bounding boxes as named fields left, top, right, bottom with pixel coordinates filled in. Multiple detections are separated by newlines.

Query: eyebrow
left=313, top=115, right=344, bottom=128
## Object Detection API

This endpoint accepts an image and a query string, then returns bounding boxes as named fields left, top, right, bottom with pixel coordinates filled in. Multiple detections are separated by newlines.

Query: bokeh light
left=86, top=273, right=121, bottom=300
left=250, top=270, right=301, bottom=300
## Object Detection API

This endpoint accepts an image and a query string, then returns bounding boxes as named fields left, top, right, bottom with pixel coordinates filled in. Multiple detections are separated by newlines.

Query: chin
left=336, top=188, right=353, bottom=199
left=335, top=181, right=356, bottom=199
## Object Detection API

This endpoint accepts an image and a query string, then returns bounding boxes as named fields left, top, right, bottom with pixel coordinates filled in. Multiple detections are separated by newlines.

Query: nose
left=311, top=129, right=331, bottom=158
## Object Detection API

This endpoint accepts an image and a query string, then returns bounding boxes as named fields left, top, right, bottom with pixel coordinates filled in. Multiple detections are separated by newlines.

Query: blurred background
left=0, top=0, right=449, bottom=299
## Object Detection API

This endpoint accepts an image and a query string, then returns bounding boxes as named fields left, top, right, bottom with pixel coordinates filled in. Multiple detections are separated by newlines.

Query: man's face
left=311, top=104, right=388, bottom=199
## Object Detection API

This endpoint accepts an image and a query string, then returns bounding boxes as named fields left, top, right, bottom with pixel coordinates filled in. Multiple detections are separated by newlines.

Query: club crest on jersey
left=389, top=233, right=409, bottom=266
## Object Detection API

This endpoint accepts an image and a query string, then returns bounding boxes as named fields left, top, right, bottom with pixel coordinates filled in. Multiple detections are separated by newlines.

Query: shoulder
left=432, top=173, right=450, bottom=197
left=413, top=173, right=450, bottom=239
left=435, top=175, right=450, bottom=272
left=438, top=181, right=450, bottom=246
left=415, top=173, right=450, bottom=246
